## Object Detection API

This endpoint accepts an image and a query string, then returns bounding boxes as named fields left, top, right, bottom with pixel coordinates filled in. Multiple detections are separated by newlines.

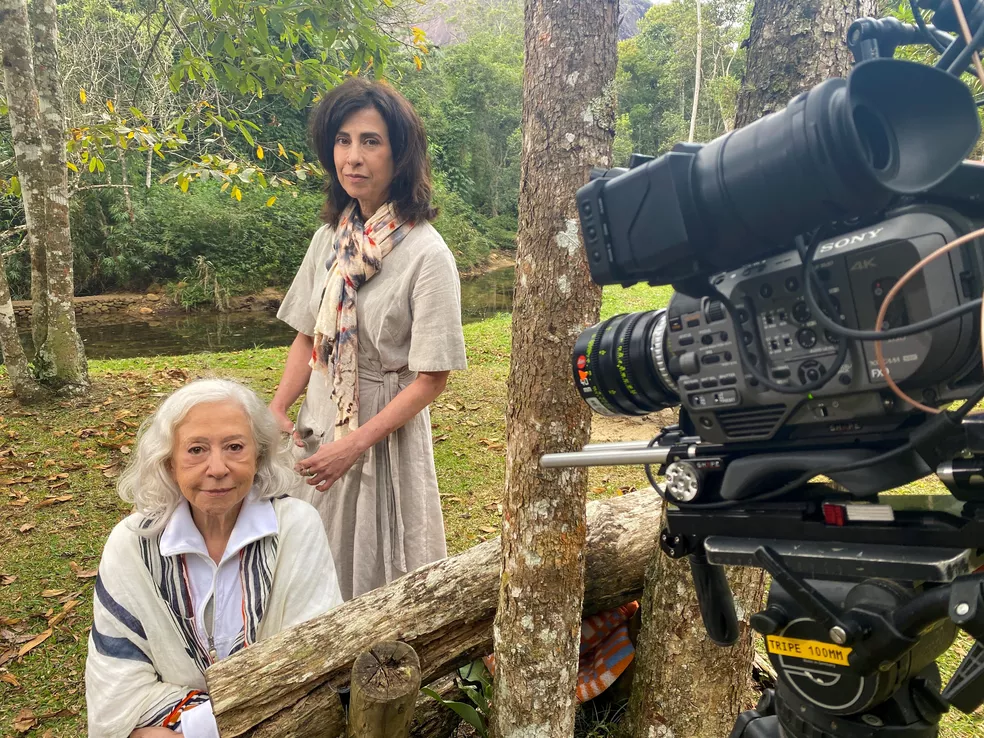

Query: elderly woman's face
left=170, top=401, right=257, bottom=521
left=334, top=106, right=395, bottom=217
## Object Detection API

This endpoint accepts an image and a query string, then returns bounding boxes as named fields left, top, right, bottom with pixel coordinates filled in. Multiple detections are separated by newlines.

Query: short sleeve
left=407, top=243, right=468, bottom=373
left=277, top=225, right=335, bottom=337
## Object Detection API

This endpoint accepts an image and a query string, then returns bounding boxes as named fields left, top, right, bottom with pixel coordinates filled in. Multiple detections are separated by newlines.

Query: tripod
left=664, top=537, right=984, bottom=738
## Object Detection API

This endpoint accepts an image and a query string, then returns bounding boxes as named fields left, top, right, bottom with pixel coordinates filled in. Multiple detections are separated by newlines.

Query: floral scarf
left=311, top=201, right=415, bottom=438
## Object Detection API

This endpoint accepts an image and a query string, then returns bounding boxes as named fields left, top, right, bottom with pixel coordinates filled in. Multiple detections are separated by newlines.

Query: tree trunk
left=347, top=642, right=421, bottom=738
left=688, top=0, right=703, bottom=142
left=206, top=491, right=663, bottom=737
left=0, top=249, right=42, bottom=401
left=27, top=0, right=88, bottom=394
left=119, top=151, right=136, bottom=223
left=734, top=0, right=878, bottom=128
left=627, top=506, right=765, bottom=738
left=628, top=3, right=878, bottom=736
left=0, top=0, right=88, bottom=398
left=0, top=0, right=48, bottom=364
left=492, top=2, right=618, bottom=735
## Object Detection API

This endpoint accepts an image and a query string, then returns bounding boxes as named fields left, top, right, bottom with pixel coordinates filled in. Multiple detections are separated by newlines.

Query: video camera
left=542, top=2, right=984, bottom=737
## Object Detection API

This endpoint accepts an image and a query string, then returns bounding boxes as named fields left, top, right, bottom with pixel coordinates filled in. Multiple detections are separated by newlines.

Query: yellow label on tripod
left=765, top=635, right=852, bottom=666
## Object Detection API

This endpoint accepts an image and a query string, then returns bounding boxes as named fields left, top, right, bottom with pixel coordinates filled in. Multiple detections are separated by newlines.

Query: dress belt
left=359, top=365, right=416, bottom=576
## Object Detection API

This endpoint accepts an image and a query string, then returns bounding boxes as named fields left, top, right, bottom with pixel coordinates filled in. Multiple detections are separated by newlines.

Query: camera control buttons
left=772, top=367, right=791, bottom=379
left=683, top=379, right=701, bottom=391
left=701, top=377, right=719, bottom=389
left=678, top=335, right=695, bottom=346
left=719, top=374, right=738, bottom=386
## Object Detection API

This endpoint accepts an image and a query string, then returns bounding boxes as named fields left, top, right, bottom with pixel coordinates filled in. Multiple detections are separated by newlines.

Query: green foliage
left=617, top=0, right=751, bottom=156
left=403, top=7, right=523, bottom=222
left=422, top=659, right=494, bottom=738
left=432, top=178, right=495, bottom=270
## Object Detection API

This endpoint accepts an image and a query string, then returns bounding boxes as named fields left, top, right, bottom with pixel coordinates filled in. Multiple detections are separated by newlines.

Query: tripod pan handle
left=689, top=552, right=740, bottom=646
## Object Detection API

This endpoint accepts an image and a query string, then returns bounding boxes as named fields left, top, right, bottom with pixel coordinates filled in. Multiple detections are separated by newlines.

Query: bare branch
left=0, top=225, right=27, bottom=241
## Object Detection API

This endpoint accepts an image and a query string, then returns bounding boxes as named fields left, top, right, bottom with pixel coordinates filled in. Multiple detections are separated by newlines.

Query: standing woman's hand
left=270, top=405, right=305, bottom=448
left=296, top=437, right=363, bottom=491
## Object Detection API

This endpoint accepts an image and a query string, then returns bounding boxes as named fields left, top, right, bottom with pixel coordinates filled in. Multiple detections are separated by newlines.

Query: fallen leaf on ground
left=38, top=708, right=76, bottom=719
left=2, top=671, right=21, bottom=687
left=479, top=525, right=497, bottom=534
left=13, top=708, right=37, bottom=732
left=41, top=589, right=66, bottom=598
left=69, top=562, right=98, bottom=579
left=1, top=574, right=16, bottom=586
left=37, top=494, right=73, bottom=507
left=17, top=628, right=53, bottom=657
left=18, top=524, right=35, bottom=534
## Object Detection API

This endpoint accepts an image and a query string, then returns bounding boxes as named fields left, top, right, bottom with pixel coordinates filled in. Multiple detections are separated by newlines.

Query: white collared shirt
left=159, top=494, right=279, bottom=737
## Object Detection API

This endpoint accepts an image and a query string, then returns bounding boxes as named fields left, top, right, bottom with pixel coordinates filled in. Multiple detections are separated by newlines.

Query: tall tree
left=735, top=0, right=877, bottom=127
left=492, top=0, right=618, bottom=736
left=627, top=1, right=876, bottom=737
left=0, top=0, right=88, bottom=395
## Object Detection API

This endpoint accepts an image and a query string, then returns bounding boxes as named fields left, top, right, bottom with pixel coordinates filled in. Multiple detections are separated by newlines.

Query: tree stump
left=347, top=641, right=421, bottom=738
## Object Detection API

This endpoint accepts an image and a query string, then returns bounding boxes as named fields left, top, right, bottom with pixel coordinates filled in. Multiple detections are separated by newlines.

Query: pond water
left=13, top=266, right=516, bottom=361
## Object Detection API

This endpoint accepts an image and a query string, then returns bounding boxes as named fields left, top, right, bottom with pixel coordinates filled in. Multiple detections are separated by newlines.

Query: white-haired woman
left=85, top=379, right=342, bottom=738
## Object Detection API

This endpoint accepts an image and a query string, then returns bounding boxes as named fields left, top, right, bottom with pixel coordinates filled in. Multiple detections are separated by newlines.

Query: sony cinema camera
left=542, top=2, right=984, bottom=737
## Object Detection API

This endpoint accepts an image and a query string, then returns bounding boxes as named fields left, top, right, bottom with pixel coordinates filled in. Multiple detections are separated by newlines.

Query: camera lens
left=571, top=310, right=679, bottom=416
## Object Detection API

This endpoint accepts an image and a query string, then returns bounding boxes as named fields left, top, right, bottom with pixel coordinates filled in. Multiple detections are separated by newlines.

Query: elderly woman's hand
left=296, top=437, right=363, bottom=492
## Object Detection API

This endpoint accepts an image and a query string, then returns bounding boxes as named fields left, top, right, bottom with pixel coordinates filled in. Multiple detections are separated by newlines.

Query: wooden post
left=347, top=641, right=421, bottom=738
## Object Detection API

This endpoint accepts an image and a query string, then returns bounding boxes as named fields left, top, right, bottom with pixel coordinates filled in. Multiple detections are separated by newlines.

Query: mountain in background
left=415, top=0, right=653, bottom=46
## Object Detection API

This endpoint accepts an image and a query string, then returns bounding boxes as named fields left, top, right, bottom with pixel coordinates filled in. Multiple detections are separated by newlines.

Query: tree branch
left=0, top=225, right=27, bottom=241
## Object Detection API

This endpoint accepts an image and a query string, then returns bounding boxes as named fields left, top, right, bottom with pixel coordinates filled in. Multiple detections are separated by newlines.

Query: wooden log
left=207, top=490, right=662, bottom=737
left=347, top=641, right=421, bottom=738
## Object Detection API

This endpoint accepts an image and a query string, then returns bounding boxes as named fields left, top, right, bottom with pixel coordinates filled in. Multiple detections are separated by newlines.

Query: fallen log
left=207, top=490, right=663, bottom=737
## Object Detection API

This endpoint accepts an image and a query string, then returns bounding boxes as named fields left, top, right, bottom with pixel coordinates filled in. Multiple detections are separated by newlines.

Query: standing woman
left=270, top=78, right=467, bottom=601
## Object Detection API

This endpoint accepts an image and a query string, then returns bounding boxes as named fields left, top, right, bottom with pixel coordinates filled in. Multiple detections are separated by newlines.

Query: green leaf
left=256, top=10, right=269, bottom=43
left=237, top=122, right=256, bottom=147
left=10, top=175, right=21, bottom=198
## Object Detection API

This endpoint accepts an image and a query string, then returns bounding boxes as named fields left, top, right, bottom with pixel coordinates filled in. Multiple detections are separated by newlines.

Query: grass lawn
left=0, top=282, right=981, bottom=737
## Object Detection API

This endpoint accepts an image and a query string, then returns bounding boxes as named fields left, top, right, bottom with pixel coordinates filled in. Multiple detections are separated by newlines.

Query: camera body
left=574, top=203, right=984, bottom=450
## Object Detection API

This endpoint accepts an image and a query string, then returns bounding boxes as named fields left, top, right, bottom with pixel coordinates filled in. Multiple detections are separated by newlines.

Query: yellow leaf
left=277, top=143, right=286, bottom=158
left=266, top=196, right=276, bottom=207
left=220, top=181, right=230, bottom=192
left=66, top=161, right=78, bottom=173
left=79, top=88, right=87, bottom=104
left=413, top=55, right=422, bottom=71
left=179, top=178, right=189, bottom=193
left=232, top=186, right=242, bottom=201
left=256, top=146, right=264, bottom=160
left=106, top=99, right=115, bottom=113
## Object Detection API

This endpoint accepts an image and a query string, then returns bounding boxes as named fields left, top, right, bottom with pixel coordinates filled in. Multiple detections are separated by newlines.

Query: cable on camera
left=911, top=0, right=948, bottom=53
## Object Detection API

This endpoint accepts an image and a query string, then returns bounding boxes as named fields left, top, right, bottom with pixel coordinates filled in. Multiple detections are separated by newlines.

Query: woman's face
left=170, top=401, right=257, bottom=523
left=334, top=106, right=395, bottom=219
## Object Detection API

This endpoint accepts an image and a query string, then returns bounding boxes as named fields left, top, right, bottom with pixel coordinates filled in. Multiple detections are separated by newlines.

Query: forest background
left=0, top=0, right=750, bottom=307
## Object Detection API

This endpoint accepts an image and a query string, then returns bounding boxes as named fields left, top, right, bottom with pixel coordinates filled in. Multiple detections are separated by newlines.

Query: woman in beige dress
left=270, top=78, right=467, bottom=601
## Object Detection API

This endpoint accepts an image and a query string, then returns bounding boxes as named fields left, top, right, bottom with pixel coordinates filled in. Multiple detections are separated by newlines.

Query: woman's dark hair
left=310, top=78, right=437, bottom=227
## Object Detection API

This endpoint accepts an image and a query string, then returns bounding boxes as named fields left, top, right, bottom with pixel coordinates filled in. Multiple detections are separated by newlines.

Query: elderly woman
left=270, top=78, right=467, bottom=600
left=86, top=379, right=342, bottom=738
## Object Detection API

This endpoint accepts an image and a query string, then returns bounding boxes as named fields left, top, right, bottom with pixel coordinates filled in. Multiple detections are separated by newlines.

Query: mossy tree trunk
left=491, top=1, right=618, bottom=736
left=0, top=247, right=42, bottom=401
left=0, top=0, right=88, bottom=398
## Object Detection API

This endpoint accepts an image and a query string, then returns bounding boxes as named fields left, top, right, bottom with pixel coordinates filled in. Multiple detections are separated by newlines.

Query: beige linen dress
left=277, top=220, right=467, bottom=600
